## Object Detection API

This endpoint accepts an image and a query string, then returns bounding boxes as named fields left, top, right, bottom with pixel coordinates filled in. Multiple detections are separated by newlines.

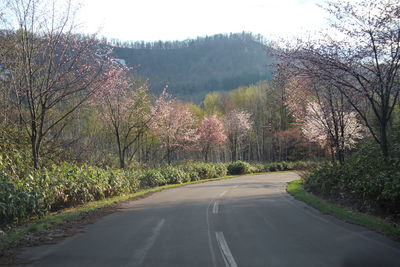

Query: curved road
left=19, top=172, right=400, bottom=266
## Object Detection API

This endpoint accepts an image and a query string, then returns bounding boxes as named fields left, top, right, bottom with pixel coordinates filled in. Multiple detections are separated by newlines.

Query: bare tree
left=2, top=0, right=111, bottom=168
left=276, top=0, right=400, bottom=158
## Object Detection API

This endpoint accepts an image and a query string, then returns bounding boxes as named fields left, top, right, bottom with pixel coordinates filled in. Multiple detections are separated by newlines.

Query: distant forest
left=111, top=32, right=274, bottom=102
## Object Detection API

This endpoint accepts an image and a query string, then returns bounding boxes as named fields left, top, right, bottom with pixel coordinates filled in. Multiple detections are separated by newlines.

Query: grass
left=287, top=179, right=400, bottom=239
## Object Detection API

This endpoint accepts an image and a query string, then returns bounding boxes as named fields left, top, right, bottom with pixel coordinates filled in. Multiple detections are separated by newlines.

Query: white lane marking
left=220, top=190, right=228, bottom=197
left=206, top=199, right=218, bottom=267
left=129, top=219, right=165, bottom=266
left=215, top=232, right=238, bottom=267
left=233, top=185, right=239, bottom=189
left=213, top=201, right=219, bottom=214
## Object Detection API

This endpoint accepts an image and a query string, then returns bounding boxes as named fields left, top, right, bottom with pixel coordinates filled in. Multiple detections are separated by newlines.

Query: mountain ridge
left=111, top=32, right=274, bottom=102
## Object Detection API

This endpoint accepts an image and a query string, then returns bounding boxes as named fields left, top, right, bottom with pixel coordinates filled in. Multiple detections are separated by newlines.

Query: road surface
left=19, top=172, right=400, bottom=266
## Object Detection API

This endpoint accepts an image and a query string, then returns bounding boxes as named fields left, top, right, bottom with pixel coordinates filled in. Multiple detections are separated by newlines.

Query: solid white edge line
left=215, top=232, right=238, bottom=267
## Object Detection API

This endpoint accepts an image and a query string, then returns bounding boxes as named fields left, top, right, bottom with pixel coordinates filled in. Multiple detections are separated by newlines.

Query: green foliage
left=159, top=167, right=190, bottom=184
left=0, top=126, right=34, bottom=179
left=0, top=158, right=313, bottom=227
left=112, top=33, right=274, bottom=102
left=213, top=163, right=228, bottom=177
left=179, top=163, right=218, bottom=180
left=227, top=161, right=252, bottom=175
left=264, top=161, right=318, bottom=172
left=249, top=163, right=266, bottom=173
left=287, top=179, right=400, bottom=238
left=140, top=169, right=167, bottom=188
left=0, top=164, right=141, bottom=226
left=303, top=143, right=400, bottom=215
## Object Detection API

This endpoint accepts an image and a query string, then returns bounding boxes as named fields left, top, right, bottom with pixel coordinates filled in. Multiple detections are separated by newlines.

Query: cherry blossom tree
left=223, top=110, right=252, bottom=161
left=302, top=101, right=365, bottom=162
left=284, top=75, right=365, bottom=163
left=276, top=0, right=400, bottom=158
left=150, top=91, right=197, bottom=164
left=196, top=115, right=226, bottom=161
left=93, top=67, right=150, bottom=169
left=2, top=0, right=112, bottom=168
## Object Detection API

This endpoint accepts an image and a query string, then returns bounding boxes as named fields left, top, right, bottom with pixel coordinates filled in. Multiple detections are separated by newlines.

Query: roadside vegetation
left=287, top=179, right=400, bottom=238
left=303, top=141, right=400, bottom=224
left=1, top=0, right=400, bottom=253
left=0, top=148, right=316, bottom=228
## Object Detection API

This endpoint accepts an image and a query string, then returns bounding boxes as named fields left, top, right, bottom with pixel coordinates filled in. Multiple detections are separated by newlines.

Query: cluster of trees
left=2, top=0, right=397, bottom=173
left=0, top=0, right=321, bottom=171
left=108, top=32, right=268, bottom=50
left=275, top=0, right=400, bottom=162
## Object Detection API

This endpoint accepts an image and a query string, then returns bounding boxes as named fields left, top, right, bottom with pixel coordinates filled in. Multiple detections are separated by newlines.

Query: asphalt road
left=19, top=172, right=400, bottom=267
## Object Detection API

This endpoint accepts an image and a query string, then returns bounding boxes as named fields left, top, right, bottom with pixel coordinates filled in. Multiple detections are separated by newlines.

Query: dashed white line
left=213, top=201, right=219, bottom=214
left=215, top=232, right=238, bottom=267
left=128, top=218, right=165, bottom=266
left=219, top=190, right=228, bottom=197
left=206, top=198, right=218, bottom=267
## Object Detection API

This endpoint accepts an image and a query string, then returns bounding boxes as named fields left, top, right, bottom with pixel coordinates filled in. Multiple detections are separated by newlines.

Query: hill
left=112, top=32, right=274, bottom=102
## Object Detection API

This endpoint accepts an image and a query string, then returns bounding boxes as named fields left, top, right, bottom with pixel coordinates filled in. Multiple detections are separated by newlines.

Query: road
left=18, top=172, right=400, bottom=267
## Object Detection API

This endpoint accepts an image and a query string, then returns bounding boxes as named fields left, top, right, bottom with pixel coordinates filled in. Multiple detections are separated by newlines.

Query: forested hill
left=112, top=32, right=274, bottom=102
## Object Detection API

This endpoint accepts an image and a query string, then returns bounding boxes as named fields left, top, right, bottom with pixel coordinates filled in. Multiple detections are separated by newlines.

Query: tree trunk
left=380, top=121, right=389, bottom=159
left=116, top=130, right=125, bottom=169
left=32, top=141, right=40, bottom=169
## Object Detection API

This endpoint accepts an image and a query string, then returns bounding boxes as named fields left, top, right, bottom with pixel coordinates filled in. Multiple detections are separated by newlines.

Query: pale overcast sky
left=78, top=0, right=327, bottom=42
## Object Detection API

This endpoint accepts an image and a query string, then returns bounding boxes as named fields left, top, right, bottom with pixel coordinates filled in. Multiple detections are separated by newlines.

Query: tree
left=302, top=101, right=364, bottom=162
left=2, top=0, right=111, bottom=168
left=93, top=67, right=150, bottom=169
left=150, top=91, right=197, bottom=164
left=196, top=115, right=226, bottom=161
left=284, top=76, right=364, bottom=163
left=276, top=0, right=400, bottom=158
left=223, top=110, right=252, bottom=161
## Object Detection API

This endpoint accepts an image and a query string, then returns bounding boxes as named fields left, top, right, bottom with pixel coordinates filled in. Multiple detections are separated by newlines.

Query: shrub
left=227, top=161, right=251, bottom=175
left=140, top=169, right=166, bottom=188
left=160, top=167, right=190, bottom=184
left=0, top=159, right=321, bottom=227
left=213, top=163, right=228, bottom=177
left=0, top=163, right=144, bottom=226
left=249, top=163, right=265, bottom=173
left=303, top=143, right=400, bottom=215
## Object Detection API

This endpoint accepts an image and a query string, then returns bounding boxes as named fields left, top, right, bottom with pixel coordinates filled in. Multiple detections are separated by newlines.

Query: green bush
left=0, top=163, right=142, bottom=225
left=227, top=161, right=251, bottom=175
left=213, top=163, right=228, bottom=177
left=176, top=162, right=227, bottom=181
left=303, top=143, right=400, bottom=215
left=160, top=167, right=190, bottom=184
left=0, top=158, right=319, bottom=226
left=140, top=169, right=166, bottom=188
left=249, top=163, right=266, bottom=173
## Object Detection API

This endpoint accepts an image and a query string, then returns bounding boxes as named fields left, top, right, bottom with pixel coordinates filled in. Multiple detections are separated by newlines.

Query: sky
left=78, top=0, right=328, bottom=42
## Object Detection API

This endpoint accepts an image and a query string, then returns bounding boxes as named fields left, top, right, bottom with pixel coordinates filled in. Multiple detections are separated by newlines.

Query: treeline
left=0, top=0, right=330, bottom=172
left=107, top=32, right=268, bottom=50
left=112, top=32, right=274, bottom=102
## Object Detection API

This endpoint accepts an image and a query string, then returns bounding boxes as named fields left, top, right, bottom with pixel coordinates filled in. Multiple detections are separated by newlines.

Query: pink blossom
left=196, top=115, right=226, bottom=161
